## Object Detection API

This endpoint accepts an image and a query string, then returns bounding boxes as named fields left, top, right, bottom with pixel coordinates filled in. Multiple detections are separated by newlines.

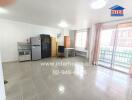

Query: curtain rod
left=100, top=17, right=132, bottom=24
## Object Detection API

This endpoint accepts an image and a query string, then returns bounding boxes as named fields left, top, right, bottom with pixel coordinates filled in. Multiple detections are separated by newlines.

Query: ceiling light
left=0, top=7, right=8, bottom=14
left=58, top=85, right=65, bottom=94
left=91, top=0, right=107, bottom=9
left=58, top=20, right=68, bottom=28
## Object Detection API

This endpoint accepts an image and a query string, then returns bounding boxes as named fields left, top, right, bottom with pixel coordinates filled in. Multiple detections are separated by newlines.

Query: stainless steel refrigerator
left=30, top=36, right=41, bottom=60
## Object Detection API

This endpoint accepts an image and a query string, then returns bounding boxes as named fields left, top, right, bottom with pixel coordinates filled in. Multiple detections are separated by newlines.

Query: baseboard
left=2, top=60, right=18, bottom=64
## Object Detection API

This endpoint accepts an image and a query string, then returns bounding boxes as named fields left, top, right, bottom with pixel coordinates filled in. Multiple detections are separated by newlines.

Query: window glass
left=75, top=31, right=87, bottom=49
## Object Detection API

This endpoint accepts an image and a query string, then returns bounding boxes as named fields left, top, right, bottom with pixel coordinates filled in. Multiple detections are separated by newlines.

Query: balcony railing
left=99, top=47, right=132, bottom=68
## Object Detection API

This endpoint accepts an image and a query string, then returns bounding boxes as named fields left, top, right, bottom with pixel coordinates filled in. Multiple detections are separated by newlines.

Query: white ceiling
left=0, top=0, right=132, bottom=29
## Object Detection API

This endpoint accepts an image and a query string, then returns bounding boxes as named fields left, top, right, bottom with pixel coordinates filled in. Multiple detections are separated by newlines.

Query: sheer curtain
left=118, top=22, right=132, bottom=75
left=92, top=23, right=102, bottom=65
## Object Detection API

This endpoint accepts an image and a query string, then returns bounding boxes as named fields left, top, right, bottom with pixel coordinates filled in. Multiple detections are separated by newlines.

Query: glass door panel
left=113, top=27, right=132, bottom=73
left=98, top=29, right=115, bottom=68
left=98, top=23, right=132, bottom=73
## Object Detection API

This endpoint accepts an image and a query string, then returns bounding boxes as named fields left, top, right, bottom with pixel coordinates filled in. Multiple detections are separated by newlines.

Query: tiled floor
left=2, top=57, right=132, bottom=100
left=98, top=61, right=129, bottom=73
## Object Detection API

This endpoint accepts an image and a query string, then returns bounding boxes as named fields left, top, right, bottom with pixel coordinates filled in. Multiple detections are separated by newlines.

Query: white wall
left=57, top=29, right=69, bottom=46
left=0, top=19, right=60, bottom=62
left=0, top=53, right=6, bottom=100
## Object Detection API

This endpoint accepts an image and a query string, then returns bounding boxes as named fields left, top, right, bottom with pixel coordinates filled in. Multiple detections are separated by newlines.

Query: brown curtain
left=92, top=23, right=102, bottom=65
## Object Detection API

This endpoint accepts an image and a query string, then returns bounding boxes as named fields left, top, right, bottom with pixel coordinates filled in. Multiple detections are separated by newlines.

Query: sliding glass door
left=113, top=26, right=132, bottom=73
left=98, top=29, right=115, bottom=68
left=98, top=23, right=132, bottom=73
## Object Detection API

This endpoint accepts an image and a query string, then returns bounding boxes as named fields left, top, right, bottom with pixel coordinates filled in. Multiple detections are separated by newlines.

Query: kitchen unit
left=17, top=42, right=31, bottom=61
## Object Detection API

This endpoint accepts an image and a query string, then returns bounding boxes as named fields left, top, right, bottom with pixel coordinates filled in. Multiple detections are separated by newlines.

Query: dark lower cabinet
left=40, top=34, right=51, bottom=58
